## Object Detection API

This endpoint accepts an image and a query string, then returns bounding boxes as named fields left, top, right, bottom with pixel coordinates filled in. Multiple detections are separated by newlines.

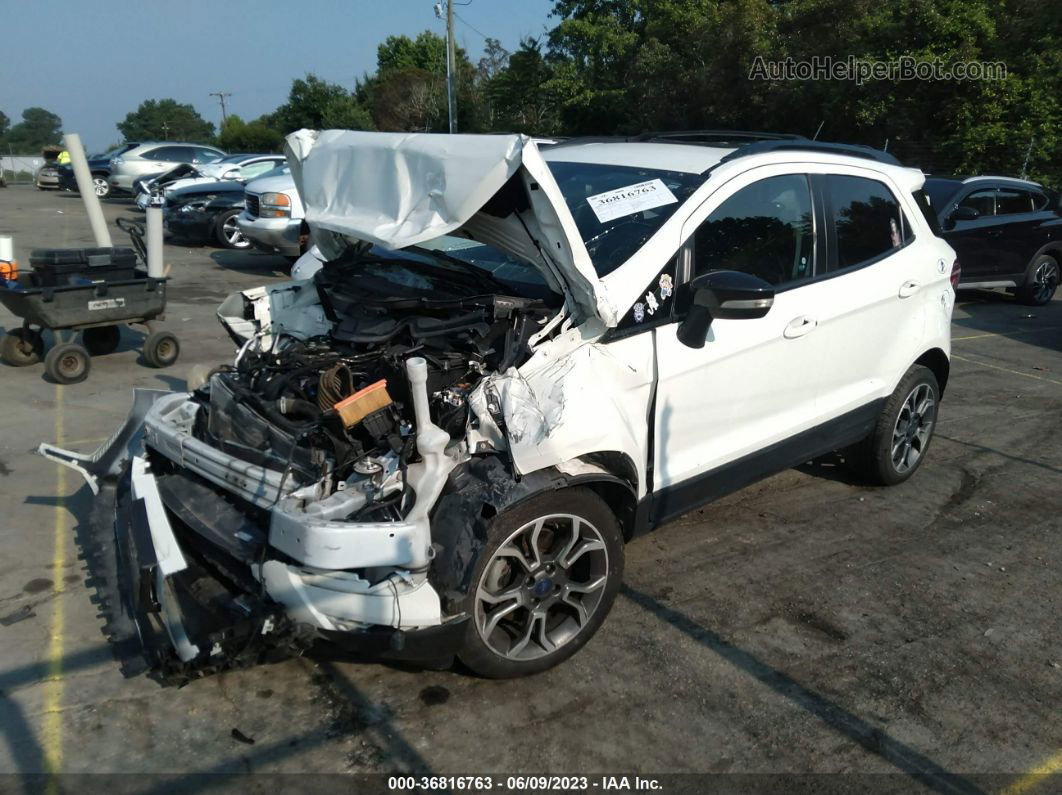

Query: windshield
left=546, top=161, right=704, bottom=276
left=326, top=236, right=551, bottom=301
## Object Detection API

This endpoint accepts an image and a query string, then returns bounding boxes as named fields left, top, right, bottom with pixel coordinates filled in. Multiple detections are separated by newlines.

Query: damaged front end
left=40, top=251, right=571, bottom=683
left=38, top=130, right=653, bottom=684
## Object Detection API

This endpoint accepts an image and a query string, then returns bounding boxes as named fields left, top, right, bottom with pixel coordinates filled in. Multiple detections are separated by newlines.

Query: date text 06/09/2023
left=387, top=775, right=664, bottom=791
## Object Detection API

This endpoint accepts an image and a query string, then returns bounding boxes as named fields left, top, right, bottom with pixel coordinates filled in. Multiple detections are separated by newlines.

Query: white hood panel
left=285, top=129, right=618, bottom=326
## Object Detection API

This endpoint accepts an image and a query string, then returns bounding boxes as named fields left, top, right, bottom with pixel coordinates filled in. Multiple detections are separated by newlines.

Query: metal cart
left=0, top=220, right=179, bottom=384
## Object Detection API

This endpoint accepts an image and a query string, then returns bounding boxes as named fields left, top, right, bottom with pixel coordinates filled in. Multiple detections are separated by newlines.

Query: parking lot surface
left=1, top=185, right=1059, bottom=791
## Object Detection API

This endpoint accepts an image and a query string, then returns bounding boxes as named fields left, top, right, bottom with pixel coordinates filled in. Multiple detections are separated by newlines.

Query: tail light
left=950, top=258, right=961, bottom=288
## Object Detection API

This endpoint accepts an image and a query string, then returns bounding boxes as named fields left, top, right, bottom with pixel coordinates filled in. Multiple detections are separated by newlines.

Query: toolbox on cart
left=29, top=247, right=139, bottom=286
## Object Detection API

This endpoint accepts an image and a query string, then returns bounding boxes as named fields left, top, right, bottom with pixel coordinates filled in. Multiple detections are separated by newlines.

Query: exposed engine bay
left=205, top=251, right=557, bottom=523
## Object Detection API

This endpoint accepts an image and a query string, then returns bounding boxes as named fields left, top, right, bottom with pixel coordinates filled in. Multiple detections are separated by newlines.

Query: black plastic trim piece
left=649, top=400, right=884, bottom=527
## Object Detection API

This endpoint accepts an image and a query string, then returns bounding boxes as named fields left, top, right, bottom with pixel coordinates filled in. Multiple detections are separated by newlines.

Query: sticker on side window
left=586, top=179, right=678, bottom=223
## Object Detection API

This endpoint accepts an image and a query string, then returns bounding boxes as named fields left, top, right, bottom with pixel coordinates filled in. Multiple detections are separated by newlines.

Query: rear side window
left=142, top=146, right=182, bottom=161
left=995, top=189, right=1034, bottom=215
left=825, top=175, right=909, bottom=270
left=1032, top=191, right=1050, bottom=211
left=692, top=174, right=814, bottom=287
left=959, top=189, right=995, bottom=216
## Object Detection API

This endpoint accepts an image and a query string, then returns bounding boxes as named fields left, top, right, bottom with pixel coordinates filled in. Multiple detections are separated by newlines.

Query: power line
left=454, top=11, right=494, bottom=43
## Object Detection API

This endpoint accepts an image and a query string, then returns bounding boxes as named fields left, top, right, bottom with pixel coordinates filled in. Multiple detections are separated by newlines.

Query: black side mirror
left=677, top=270, right=775, bottom=349
left=948, top=206, right=980, bottom=224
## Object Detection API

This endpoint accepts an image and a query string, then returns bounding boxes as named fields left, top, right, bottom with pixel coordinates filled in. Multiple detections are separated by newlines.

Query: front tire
left=45, top=342, right=91, bottom=384
left=851, top=365, right=939, bottom=486
left=1016, top=255, right=1059, bottom=306
left=215, top=209, right=250, bottom=249
left=457, top=488, right=624, bottom=678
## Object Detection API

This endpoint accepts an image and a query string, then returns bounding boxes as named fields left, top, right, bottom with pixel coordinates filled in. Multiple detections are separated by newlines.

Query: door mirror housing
left=222, top=169, right=240, bottom=179
left=677, top=270, right=775, bottom=349
left=948, top=205, right=980, bottom=224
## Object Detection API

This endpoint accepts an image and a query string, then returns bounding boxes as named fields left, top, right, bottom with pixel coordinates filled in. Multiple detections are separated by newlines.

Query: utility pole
left=160, top=120, right=170, bottom=139
left=210, top=91, right=232, bottom=126
left=446, top=0, right=457, bottom=133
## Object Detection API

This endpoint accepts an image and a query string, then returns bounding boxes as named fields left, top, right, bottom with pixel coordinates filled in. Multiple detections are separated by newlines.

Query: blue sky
left=1, top=0, right=557, bottom=153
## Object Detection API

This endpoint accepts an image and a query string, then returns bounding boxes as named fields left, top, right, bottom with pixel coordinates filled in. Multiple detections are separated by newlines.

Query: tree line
left=5, top=1, right=1060, bottom=186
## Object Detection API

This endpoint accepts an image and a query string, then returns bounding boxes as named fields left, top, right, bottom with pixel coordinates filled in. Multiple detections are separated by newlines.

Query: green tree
left=5, top=107, right=63, bottom=151
left=268, top=74, right=373, bottom=134
left=117, top=99, right=214, bottom=142
left=365, top=31, right=481, bottom=131
left=217, top=115, right=285, bottom=152
left=0, top=110, right=10, bottom=141
left=488, top=39, right=561, bottom=134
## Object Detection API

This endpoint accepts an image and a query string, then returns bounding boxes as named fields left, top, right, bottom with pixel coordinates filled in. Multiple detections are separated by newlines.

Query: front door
left=651, top=171, right=829, bottom=522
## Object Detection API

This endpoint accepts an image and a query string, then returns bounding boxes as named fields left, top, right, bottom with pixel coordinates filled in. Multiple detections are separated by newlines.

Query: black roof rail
left=638, top=130, right=808, bottom=146
left=717, top=140, right=902, bottom=167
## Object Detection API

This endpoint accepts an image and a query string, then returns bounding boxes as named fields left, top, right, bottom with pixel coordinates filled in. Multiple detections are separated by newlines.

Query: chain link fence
left=1, top=155, right=46, bottom=186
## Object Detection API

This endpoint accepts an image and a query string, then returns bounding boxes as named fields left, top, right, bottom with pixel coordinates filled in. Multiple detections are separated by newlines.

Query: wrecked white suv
left=41, top=130, right=956, bottom=683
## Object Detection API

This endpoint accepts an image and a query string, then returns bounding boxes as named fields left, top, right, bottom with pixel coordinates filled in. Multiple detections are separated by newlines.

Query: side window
left=1031, top=191, right=1050, bottom=211
left=826, top=175, right=909, bottom=270
left=995, top=189, right=1033, bottom=215
left=239, top=161, right=274, bottom=180
left=142, top=146, right=180, bottom=161
left=195, top=147, right=222, bottom=163
left=959, top=190, right=995, bottom=216
left=692, top=174, right=814, bottom=287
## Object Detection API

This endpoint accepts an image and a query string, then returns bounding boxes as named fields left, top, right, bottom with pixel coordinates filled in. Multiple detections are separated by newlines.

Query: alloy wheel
left=223, top=216, right=248, bottom=248
left=93, top=177, right=109, bottom=197
left=474, top=513, right=610, bottom=661
left=892, top=383, right=936, bottom=474
left=1033, top=260, right=1059, bottom=304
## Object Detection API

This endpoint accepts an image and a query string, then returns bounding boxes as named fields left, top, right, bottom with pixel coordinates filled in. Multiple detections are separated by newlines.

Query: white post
left=146, top=206, right=164, bottom=278
left=62, top=133, right=113, bottom=248
left=0, top=235, right=13, bottom=262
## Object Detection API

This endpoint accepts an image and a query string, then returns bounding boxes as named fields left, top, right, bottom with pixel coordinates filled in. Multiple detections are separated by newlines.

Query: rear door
left=989, top=188, right=1051, bottom=278
left=811, top=171, right=935, bottom=419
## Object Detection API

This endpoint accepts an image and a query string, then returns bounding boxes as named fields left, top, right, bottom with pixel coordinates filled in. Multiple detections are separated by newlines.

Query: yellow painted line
left=952, top=326, right=1062, bottom=342
left=951, top=353, right=1062, bottom=387
left=43, top=384, right=66, bottom=791
left=1000, top=749, right=1062, bottom=795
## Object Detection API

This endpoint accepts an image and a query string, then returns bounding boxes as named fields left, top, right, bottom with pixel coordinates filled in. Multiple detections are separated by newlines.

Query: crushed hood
left=284, top=129, right=618, bottom=327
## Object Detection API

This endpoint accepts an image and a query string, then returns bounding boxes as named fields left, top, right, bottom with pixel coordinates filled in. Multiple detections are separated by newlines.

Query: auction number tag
left=88, top=298, right=125, bottom=310
left=586, top=179, right=678, bottom=223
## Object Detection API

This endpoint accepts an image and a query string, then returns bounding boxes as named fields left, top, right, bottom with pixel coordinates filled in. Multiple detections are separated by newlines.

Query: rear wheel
left=92, top=175, right=110, bottom=198
left=215, top=209, right=249, bottom=249
left=45, top=342, right=91, bottom=384
left=1016, top=255, right=1059, bottom=306
left=143, top=330, right=179, bottom=368
left=849, top=365, right=939, bottom=486
left=83, top=325, right=121, bottom=356
left=1, top=328, right=44, bottom=366
left=457, top=488, right=624, bottom=678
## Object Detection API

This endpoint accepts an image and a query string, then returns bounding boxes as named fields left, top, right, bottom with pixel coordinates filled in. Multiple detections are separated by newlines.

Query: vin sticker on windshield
left=586, top=179, right=678, bottom=224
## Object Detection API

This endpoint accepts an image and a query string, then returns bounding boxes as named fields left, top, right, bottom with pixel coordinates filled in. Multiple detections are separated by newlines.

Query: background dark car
left=164, top=180, right=248, bottom=249
left=57, top=142, right=140, bottom=198
left=926, top=176, right=1061, bottom=305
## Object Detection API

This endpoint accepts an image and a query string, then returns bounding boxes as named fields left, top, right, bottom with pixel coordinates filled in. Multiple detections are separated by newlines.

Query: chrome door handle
left=784, top=316, right=818, bottom=338
left=898, top=280, right=920, bottom=298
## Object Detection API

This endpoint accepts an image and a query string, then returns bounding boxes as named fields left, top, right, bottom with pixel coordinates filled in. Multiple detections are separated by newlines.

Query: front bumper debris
left=39, top=384, right=461, bottom=683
